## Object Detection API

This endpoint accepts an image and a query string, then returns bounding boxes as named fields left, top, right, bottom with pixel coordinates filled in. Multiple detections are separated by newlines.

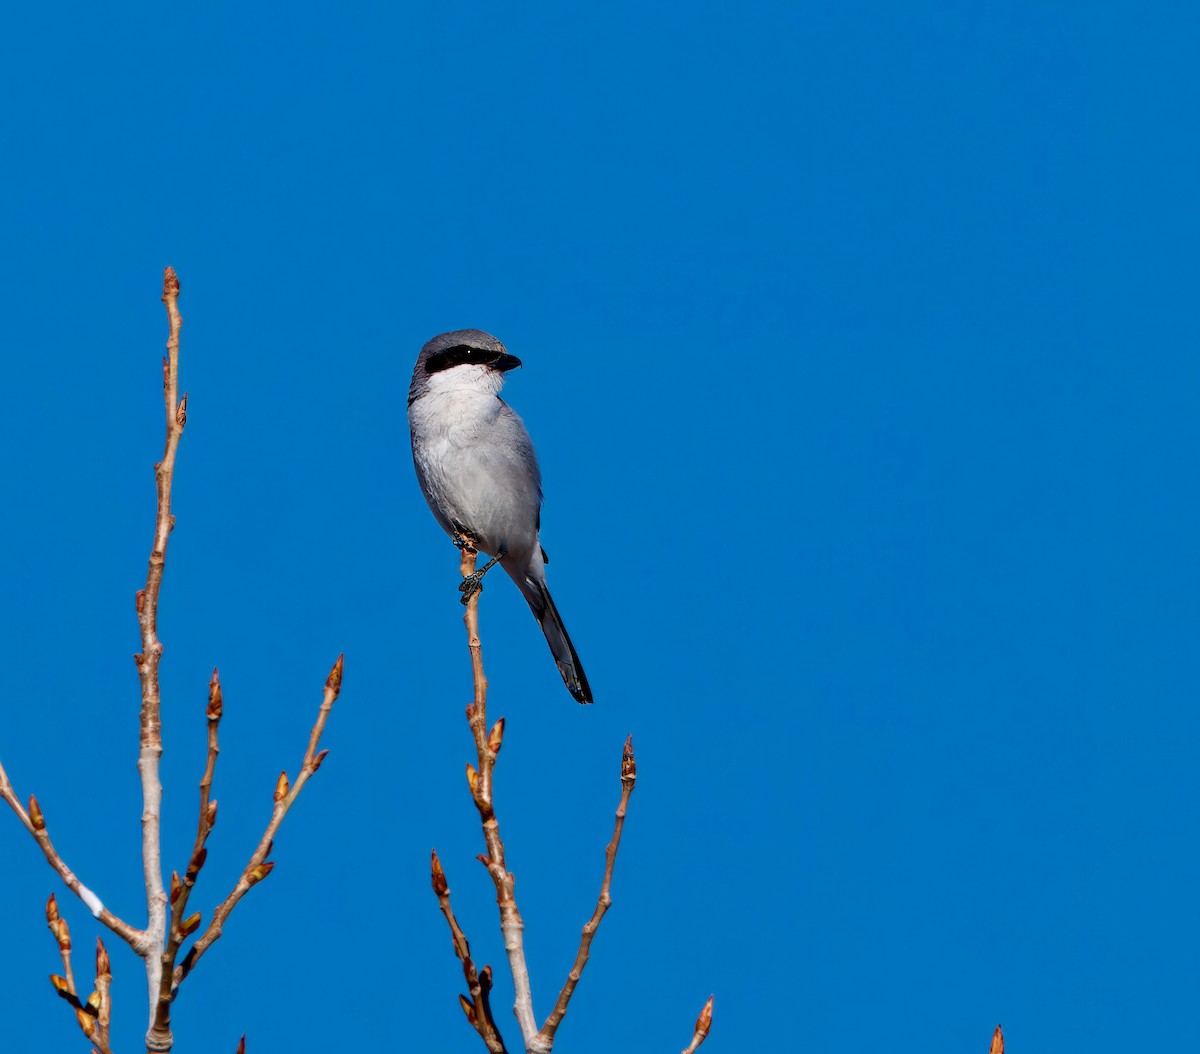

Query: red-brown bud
left=325, top=653, right=344, bottom=695
left=248, top=861, right=275, bottom=886
left=990, top=1025, right=1004, bottom=1054
left=95, top=938, right=110, bottom=977
left=457, top=994, right=477, bottom=1025
left=274, top=771, right=289, bottom=802
left=75, top=1007, right=96, bottom=1036
left=29, top=795, right=45, bottom=830
left=180, top=912, right=202, bottom=938
left=236, top=1035, right=246, bottom=1054
left=312, top=748, right=330, bottom=772
left=207, top=799, right=219, bottom=828
left=46, top=893, right=59, bottom=923
left=487, top=718, right=505, bottom=754
left=431, top=850, right=449, bottom=897
left=207, top=669, right=223, bottom=721
left=466, top=763, right=479, bottom=796
left=480, top=964, right=493, bottom=992
left=49, top=974, right=71, bottom=998
left=694, top=995, right=714, bottom=1039
left=186, top=847, right=207, bottom=884
left=50, top=916, right=71, bottom=950
left=621, top=735, right=637, bottom=784
left=170, top=871, right=182, bottom=904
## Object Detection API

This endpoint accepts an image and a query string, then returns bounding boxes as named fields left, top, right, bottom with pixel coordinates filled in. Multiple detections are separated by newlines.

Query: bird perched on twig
left=407, top=329, right=593, bottom=704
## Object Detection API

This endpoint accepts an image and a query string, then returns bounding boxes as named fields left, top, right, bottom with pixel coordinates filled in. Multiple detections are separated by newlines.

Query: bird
left=407, top=329, right=593, bottom=704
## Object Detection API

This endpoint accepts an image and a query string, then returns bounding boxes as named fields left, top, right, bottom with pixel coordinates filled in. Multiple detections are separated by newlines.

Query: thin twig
left=679, top=995, right=714, bottom=1054
left=536, top=737, right=637, bottom=1047
left=171, top=656, right=344, bottom=991
left=431, top=850, right=509, bottom=1053
left=46, top=894, right=77, bottom=994
left=95, top=937, right=114, bottom=1052
left=150, top=670, right=223, bottom=1039
left=0, top=769, right=142, bottom=948
left=138, top=267, right=186, bottom=1051
left=459, top=545, right=541, bottom=1049
left=43, top=842, right=116, bottom=1052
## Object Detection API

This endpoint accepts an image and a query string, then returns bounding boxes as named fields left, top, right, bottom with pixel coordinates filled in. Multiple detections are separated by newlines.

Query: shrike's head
left=408, top=329, right=523, bottom=405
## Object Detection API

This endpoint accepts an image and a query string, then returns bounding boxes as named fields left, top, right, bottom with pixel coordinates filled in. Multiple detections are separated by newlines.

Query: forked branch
left=536, top=737, right=637, bottom=1047
left=3, top=270, right=345, bottom=1053
left=169, top=655, right=343, bottom=996
left=433, top=546, right=682, bottom=1054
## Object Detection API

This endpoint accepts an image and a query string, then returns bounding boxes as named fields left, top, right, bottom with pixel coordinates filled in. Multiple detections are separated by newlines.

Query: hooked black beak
left=495, top=353, right=522, bottom=372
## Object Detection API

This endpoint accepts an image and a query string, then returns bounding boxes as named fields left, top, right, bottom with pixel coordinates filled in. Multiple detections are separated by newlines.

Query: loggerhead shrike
left=407, top=329, right=593, bottom=704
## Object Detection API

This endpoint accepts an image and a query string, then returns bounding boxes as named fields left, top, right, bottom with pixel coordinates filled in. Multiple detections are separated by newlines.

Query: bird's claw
left=459, top=572, right=485, bottom=605
left=457, top=549, right=505, bottom=605
left=452, top=530, right=478, bottom=554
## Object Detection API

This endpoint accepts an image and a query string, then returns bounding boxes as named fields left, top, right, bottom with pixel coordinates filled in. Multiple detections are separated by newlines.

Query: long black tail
left=524, top=580, right=593, bottom=704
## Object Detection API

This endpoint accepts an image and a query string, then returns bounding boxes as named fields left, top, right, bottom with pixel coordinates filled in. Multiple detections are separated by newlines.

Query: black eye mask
left=425, top=345, right=522, bottom=374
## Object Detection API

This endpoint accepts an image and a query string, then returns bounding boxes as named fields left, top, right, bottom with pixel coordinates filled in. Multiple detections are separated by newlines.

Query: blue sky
left=1, top=3, right=1197, bottom=1052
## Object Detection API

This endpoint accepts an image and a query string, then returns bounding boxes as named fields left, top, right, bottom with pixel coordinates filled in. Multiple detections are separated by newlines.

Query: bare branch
left=458, top=546, right=540, bottom=1048
left=536, top=737, right=638, bottom=1046
left=47, top=894, right=77, bottom=994
left=431, top=850, right=509, bottom=1053
left=95, top=938, right=114, bottom=1053
left=138, top=267, right=186, bottom=1050
left=679, top=995, right=714, bottom=1054
left=150, top=670, right=222, bottom=1037
left=171, top=656, right=344, bottom=991
left=0, top=769, right=143, bottom=948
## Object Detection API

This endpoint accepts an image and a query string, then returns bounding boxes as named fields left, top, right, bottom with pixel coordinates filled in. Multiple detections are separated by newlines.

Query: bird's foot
left=458, top=550, right=505, bottom=605
left=452, top=529, right=478, bottom=554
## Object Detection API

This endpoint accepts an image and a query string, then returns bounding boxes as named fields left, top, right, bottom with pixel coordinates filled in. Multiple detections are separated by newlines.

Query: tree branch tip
left=95, top=938, right=110, bottom=975
left=621, top=737, right=637, bottom=783
left=207, top=672, right=224, bottom=720
left=236, top=1034, right=246, bottom=1054
left=325, top=653, right=345, bottom=693
left=162, top=266, right=180, bottom=297
left=990, top=1024, right=1004, bottom=1054
left=46, top=892, right=59, bottom=922
left=695, top=994, right=714, bottom=1036
left=431, top=850, right=449, bottom=896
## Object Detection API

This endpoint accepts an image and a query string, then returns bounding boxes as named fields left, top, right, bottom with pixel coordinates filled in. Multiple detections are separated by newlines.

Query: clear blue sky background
left=0, top=3, right=1196, bottom=1052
